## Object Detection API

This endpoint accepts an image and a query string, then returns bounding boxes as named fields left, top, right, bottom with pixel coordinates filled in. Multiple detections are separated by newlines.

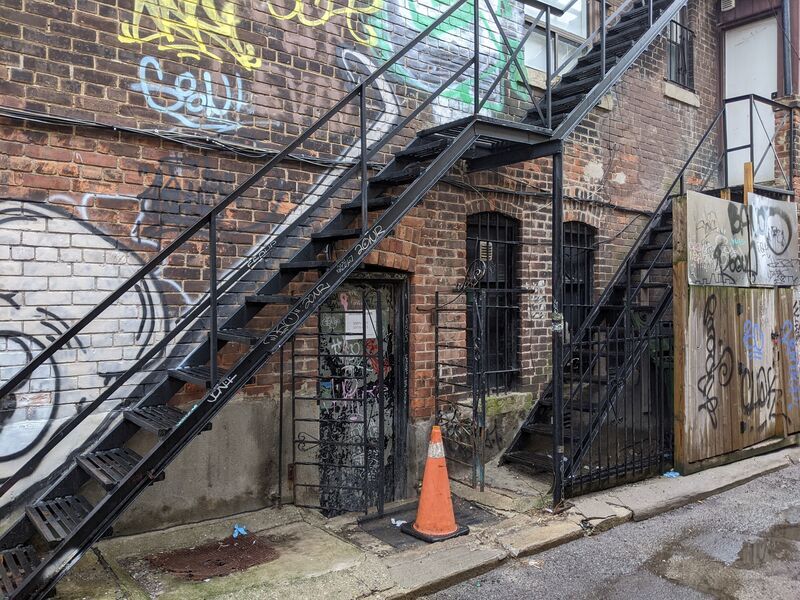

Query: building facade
left=0, top=1, right=798, bottom=569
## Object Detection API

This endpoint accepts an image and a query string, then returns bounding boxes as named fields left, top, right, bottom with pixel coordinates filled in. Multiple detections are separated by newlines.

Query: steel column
left=209, top=214, right=218, bottom=388
left=551, top=151, right=564, bottom=507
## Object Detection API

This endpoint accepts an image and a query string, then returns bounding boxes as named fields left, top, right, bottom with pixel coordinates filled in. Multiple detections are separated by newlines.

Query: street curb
left=382, top=447, right=799, bottom=598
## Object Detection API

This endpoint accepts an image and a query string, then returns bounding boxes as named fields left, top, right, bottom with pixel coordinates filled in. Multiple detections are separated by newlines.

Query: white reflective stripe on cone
left=428, top=441, right=445, bottom=459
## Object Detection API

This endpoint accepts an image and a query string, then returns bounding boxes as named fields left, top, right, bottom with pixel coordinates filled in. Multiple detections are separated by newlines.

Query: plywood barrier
left=674, top=191, right=800, bottom=471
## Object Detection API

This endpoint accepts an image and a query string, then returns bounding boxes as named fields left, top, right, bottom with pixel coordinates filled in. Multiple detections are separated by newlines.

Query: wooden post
left=720, top=188, right=731, bottom=201
left=743, top=162, right=754, bottom=203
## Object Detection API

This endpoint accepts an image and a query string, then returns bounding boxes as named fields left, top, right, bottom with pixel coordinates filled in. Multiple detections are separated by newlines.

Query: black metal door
left=288, top=281, right=400, bottom=516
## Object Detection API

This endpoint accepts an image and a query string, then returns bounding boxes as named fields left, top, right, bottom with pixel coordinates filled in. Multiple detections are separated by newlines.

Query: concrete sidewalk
left=54, top=446, right=800, bottom=599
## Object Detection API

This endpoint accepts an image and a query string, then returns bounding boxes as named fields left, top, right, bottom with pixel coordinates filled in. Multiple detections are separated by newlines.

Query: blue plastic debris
left=663, top=469, right=681, bottom=478
left=233, top=524, right=248, bottom=538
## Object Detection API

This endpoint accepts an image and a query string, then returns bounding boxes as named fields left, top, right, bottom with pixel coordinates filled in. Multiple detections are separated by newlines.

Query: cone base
left=400, top=521, right=469, bottom=543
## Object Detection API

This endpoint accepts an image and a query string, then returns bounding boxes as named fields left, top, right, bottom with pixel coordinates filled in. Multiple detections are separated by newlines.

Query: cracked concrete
left=52, top=447, right=800, bottom=599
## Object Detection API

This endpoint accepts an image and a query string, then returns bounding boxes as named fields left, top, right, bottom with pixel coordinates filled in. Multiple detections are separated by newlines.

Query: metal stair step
left=629, top=261, right=672, bottom=270
left=245, top=294, right=295, bottom=305
left=614, top=280, right=671, bottom=289
left=217, top=327, right=262, bottom=345
left=0, top=546, right=41, bottom=596
left=559, top=55, right=622, bottom=85
left=651, top=225, right=672, bottom=233
left=641, top=243, right=673, bottom=251
left=76, top=447, right=149, bottom=490
left=370, top=164, right=423, bottom=185
left=504, top=450, right=553, bottom=470
left=26, top=496, right=93, bottom=545
left=168, top=366, right=227, bottom=387
left=395, top=138, right=450, bottom=161
left=311, top=228, right=362, bottom=242
left=279, top=260, right=332, bottom=272
left=341, top=195, right=395, bottom=212
left=124, top=405, right=212, bottom=437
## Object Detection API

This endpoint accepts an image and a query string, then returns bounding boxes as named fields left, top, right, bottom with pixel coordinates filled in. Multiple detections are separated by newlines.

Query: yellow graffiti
left=266, top=0, right=383, bottom=47
left=119, top=0, right=262, bottom=70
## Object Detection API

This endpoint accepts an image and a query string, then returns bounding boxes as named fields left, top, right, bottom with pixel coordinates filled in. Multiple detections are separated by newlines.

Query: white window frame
left=523, top=1, right=590, bottom=75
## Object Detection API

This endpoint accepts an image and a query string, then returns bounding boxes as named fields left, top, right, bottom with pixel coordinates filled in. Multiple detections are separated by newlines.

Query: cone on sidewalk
left=401, top=425, right=469, bottom=542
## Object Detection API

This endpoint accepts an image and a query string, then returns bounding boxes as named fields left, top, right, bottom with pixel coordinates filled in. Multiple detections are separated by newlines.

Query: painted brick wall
left=0, top=0, right=726, bottom=528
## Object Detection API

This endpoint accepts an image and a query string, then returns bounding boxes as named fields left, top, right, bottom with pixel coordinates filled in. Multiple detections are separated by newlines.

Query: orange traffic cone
left=401, top=425, right=469, bottom=542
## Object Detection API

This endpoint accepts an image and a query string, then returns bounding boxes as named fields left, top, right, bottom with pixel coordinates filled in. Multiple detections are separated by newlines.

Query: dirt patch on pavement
left=146, top=536, right=279, bottom=581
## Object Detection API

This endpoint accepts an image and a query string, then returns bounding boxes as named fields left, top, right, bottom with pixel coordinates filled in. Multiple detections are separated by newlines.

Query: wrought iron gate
left=285, top=286, right=395, bottom=516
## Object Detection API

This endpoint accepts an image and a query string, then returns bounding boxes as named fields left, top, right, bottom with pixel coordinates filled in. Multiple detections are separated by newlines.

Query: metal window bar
left=666, top=19, right=694, bottom=90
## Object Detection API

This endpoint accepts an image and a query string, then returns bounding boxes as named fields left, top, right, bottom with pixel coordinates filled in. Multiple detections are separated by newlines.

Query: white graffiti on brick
left=131, top=56, right=250, bottom=133
left=0, top=201, right=170, bottom=508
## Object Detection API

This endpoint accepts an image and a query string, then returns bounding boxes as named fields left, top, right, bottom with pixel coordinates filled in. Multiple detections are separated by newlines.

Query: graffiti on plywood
left=686, top=191, right=800, bottom=287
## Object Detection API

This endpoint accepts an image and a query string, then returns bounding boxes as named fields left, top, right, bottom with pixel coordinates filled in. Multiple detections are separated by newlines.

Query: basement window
left=466, top=212, right=520, bottom=393
left=523, top=0, right=588, bottom=75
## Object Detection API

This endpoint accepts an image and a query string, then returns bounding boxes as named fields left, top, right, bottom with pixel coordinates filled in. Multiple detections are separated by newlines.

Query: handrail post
left=600, top=0, right=607, bottom=75
left=551, top=151, right=564, bottom=508
left=545, top=7, right=552, bottom=129
left=209, top=214, right=218, bottom=388
left=474, top=0, right=480, bottom=115
left=790, top=107, right=795, bottom=192
left=360, top=82, right=368, bottom=234
left=749, top=95, right=755, bottom=177
left=648, top=0, right=653, bottom=26
left=722, top=100, right=729, bottom=188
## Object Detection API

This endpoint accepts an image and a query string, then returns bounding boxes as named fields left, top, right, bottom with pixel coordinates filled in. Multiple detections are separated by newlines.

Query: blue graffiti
left=742, top=320, right=764, bottom=361
left=781, top=320, right=800, bottom=411
left=131, top=56, right=247, bottom=133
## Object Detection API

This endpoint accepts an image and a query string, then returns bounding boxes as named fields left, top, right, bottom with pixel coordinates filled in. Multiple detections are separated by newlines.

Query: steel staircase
left=0, top=0, right=686, bottom=596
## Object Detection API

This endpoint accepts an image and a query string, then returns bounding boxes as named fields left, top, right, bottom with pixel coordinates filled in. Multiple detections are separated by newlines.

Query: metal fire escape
left=0, top=1, right=687, bottom=596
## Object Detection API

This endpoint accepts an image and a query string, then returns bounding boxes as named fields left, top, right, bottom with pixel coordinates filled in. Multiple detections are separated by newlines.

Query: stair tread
left=370, top=164, right=423, bottom=185
left=168, top=365, right=227, bottom=386
left=629, top=261, right=672, bottom=269
left=342, top=196, right=395, bottom=212
left=218, top=327, right=262, bottom=344
left=26, top=495, right=92, bottom=545
left=0, top=545, right=41, bottom=596
left=124, top=405, right=185, bottom=436
left=504, top=450, right=553, bottom=469
left=396, top=138, right=450, bottom=160
left=280, top=260, right=333, bottom=271
left=77, top=447, right=142, bottom=490
left=311, top=228, right=361, bottom=241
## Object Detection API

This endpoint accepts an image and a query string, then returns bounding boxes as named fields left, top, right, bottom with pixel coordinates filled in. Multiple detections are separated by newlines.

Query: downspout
left=783, top=0, right=793, bottom=96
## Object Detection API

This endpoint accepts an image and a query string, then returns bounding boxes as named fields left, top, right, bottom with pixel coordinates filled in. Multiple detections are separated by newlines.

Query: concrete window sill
left=664, top=80, right=700, bottom=107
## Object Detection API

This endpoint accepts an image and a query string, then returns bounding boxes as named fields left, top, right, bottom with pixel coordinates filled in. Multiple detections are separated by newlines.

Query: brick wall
left=0, top=0, right=725, bottom=527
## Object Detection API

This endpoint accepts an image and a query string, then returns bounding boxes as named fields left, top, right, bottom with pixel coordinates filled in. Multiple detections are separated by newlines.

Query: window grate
left=666, top=13, right=695, bottom=91
left=466, top=212, right=519, bottom=393
left=563, top=222, right=596, bottom=337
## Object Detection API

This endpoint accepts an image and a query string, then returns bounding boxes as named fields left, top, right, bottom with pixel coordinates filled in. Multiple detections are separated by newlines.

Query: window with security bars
left=466, top=212, right=520, bottom=392
left=563, top=222, right=596, bottom=336
left=666, top=8, right=695, bottom=90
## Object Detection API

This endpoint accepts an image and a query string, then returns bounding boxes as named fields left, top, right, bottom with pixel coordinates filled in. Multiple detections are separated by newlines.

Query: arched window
left=466, top=212, right=519, bottom=392
left=563, top=222, right=596, bottom=336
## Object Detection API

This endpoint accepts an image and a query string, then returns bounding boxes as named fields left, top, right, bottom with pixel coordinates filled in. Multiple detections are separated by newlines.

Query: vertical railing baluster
left=209, top=214, right=218, bottom=388
left=749, top=95, right=755, bottom=171
left=376, top=291, right=385, bottom=516
left=474, top=0, right=480, bottom=115
left=648, top=0, right=653, bottom=26
left=600, top=0, right=607, bottom=76
left=545, top=7, right=552, bottom=129
left=722, top=103, right=729, bottom=188
left=360, top=83, right=368, bottom=235
left=790, top=107, right=795, bottom=192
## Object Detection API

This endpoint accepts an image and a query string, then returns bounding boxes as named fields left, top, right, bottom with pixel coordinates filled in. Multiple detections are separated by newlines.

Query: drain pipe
left=783, top=0, right=793, bottom=96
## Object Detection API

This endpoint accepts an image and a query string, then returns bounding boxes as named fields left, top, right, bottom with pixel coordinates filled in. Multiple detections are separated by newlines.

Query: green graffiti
left=371, top=0, right=526, bottom=114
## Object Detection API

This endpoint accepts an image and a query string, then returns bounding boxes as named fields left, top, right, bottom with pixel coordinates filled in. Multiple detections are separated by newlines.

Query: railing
left=666, top=19, right=694, bottom=90
left=0, top=0, right=595, bottom=501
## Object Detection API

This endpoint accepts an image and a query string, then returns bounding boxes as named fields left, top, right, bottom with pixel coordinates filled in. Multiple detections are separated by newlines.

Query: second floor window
left=524, top=0, right=588, bottom=75
left=667, top=8, right=694, bottom=90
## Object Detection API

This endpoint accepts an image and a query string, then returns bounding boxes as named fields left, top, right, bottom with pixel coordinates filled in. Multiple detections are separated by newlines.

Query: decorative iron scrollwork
left=456, top=259, right=487, bottom=292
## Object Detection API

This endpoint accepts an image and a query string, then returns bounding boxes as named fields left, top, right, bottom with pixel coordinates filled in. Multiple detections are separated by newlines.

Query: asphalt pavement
left=428, top=460, right=800, bottom=600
